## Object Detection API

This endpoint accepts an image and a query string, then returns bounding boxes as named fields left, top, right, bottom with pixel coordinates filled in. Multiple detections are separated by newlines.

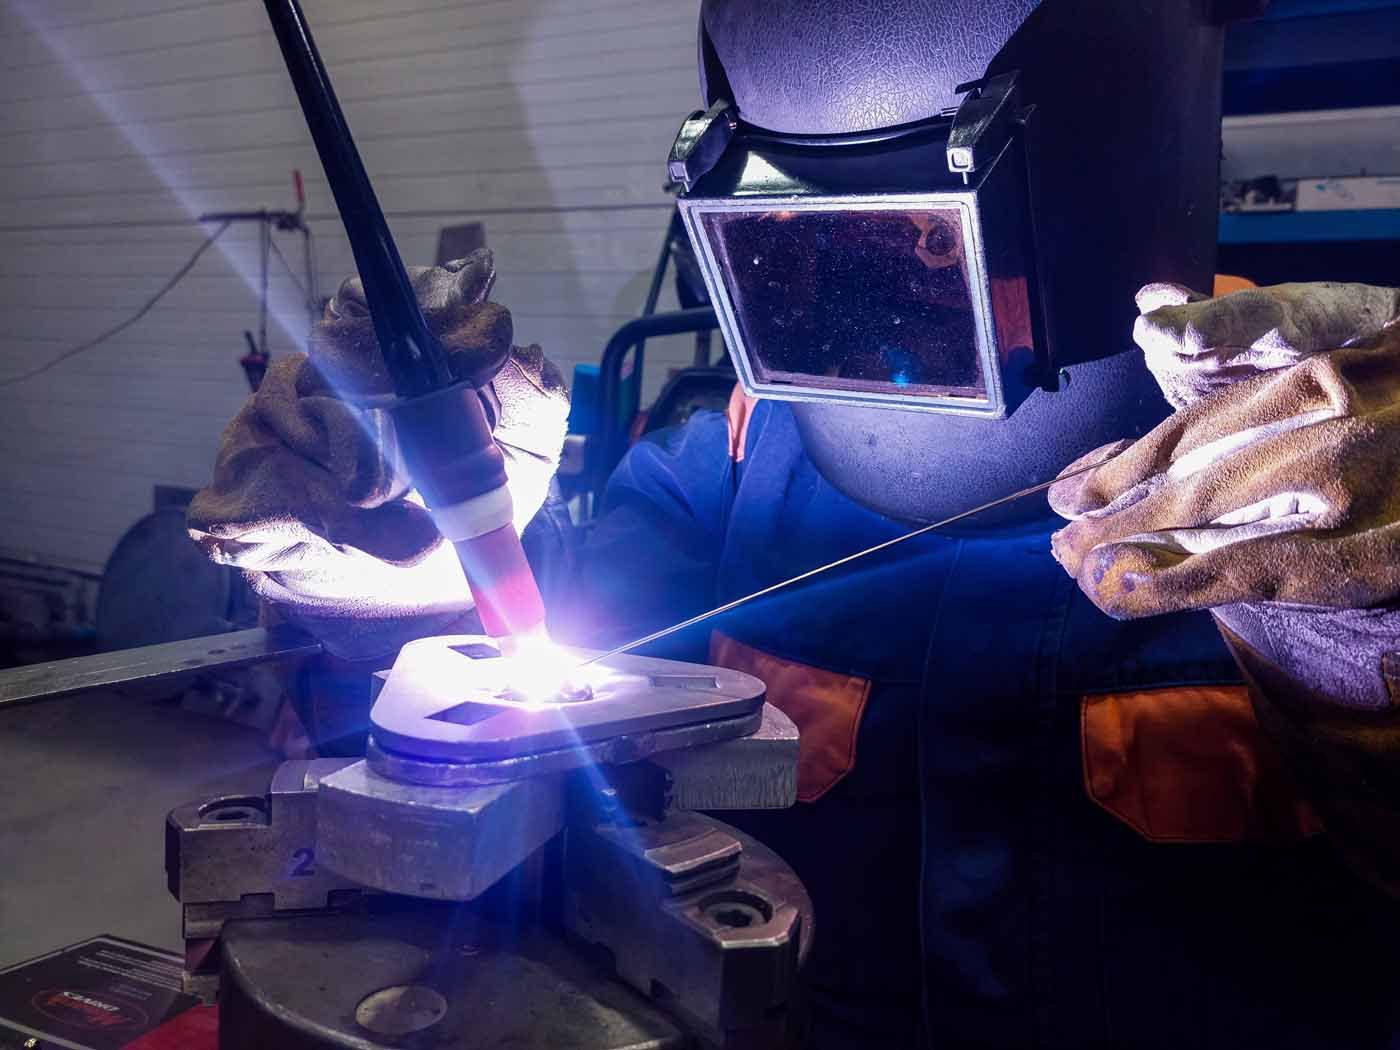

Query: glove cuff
left=1213, top=601, right=1400, bottom=712
left=249, top=571, right=478, bottom=662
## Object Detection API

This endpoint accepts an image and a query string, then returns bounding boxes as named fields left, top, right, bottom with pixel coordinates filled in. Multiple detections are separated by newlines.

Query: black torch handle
left=262, top=0, right=451, bottom=398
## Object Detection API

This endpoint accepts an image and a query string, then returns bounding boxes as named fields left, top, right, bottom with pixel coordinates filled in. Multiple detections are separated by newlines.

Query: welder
left=188, top=1, right=1400, bottom=1046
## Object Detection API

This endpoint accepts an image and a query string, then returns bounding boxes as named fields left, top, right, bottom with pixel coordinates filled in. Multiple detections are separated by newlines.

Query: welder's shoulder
left=628, top=386, right=775, bottom=467
left=576, top=408, right=738, bottom=609
left=617, top=408, right=730, bottom=474
left=606, top=395, right=792, bottom=511
left=601, top=407, right=736, bottom=520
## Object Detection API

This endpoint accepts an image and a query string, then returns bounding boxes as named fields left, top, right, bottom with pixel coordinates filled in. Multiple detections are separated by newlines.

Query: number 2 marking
left=290, top=848, right=316, bottom=877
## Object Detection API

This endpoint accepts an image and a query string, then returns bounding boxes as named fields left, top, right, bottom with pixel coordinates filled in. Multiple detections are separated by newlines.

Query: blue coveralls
left=562, top=400, right=1400, bottom=1049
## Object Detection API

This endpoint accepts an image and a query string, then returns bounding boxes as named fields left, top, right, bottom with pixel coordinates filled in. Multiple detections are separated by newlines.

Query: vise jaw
left=165, top=640, right=807, bottom=1048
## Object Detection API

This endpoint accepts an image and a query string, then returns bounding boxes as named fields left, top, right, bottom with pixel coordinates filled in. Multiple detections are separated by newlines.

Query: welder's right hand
left=186, top=250, right=569, bottom=646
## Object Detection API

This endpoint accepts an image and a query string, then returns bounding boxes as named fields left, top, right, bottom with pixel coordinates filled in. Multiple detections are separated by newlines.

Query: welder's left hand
left=1049, top=281, right=1400, bottom=620
left=187, top=251, right=569, bottom=657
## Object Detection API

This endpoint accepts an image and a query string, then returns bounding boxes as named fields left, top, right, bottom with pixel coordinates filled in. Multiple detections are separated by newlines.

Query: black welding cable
left=0, top=219, right=232, bottom=388
left=262, top=0, right=452, bottom=398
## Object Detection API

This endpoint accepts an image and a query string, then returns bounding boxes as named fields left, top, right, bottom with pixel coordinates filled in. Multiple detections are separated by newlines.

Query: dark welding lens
left=699, top=207, right=987, bottom=401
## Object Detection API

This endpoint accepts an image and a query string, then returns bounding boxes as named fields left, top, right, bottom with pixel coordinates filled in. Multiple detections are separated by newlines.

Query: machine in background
left=1217, top=0, right=1400, bottom=285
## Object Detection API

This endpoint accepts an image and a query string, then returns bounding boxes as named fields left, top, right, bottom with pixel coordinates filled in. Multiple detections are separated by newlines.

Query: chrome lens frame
left=680, top=191, right=1012, bottom=417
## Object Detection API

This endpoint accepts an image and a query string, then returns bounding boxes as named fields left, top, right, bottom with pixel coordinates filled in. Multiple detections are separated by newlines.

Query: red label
left=30, top=988, right=149, bottom=1031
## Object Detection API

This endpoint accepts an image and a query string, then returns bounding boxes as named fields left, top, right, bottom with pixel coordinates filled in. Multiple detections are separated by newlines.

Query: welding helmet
left=670, top=0, right=1261, bottom=523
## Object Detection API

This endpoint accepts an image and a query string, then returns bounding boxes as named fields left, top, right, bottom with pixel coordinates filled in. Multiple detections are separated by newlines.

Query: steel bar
left=0, top=626, right=322, bottom=710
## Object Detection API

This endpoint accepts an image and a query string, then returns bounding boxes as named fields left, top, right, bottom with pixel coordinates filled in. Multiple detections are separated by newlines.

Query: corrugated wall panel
left=0, top=0, right=702, bottom=573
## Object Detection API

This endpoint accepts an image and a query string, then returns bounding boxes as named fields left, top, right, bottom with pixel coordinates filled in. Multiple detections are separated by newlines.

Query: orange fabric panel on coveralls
left=1082, top=686, right=1322, bottom=843
left=711, top=631, right=871, bottom=802
left=1213, top=273, right=1257, bottom=296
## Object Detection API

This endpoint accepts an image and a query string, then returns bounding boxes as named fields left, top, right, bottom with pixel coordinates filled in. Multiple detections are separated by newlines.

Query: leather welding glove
left=1050, top=281, right=1400, bottom=892
left=187, top=250, right=570, bottom=656
left=1049, top=280, right=1400, bottom=704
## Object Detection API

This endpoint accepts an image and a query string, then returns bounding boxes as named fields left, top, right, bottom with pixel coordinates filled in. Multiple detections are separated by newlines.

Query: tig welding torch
left=262, top=0, right=546, bottom=646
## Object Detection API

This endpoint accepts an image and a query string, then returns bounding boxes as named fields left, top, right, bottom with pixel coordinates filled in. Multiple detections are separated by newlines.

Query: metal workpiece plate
left=315, top=760, right=565, bottom=901
left=367, top=708, right=763, bottom=788
left=217, top=907, right=686, bottom=1050
left=369, top=635, right=766, bottom=764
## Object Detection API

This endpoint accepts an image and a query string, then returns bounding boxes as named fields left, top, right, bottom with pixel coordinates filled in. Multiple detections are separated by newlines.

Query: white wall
left=0, top=0, right=702, bottom=573
left=1222, top=106, right=1400, bottom=181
